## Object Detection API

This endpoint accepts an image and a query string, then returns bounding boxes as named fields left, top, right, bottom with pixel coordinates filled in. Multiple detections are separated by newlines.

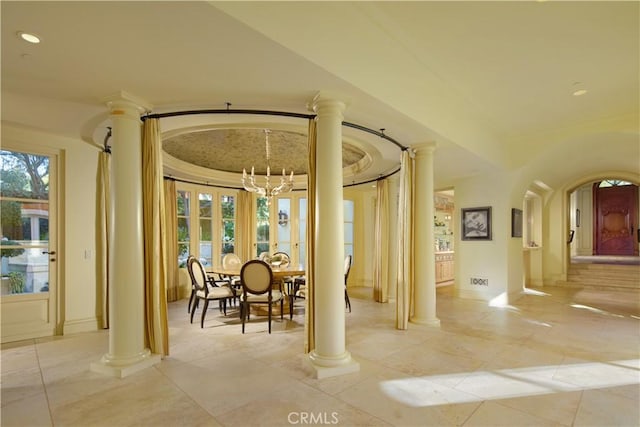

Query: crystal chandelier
left=242, top=129, right=294, bottom=203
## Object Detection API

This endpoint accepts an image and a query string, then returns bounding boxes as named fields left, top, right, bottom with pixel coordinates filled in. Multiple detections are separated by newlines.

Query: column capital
left=103, top=90, right=152, bottom=118
left=311, top=91, right=348, bottom=117
left=411, top=141, right=438, bottom=155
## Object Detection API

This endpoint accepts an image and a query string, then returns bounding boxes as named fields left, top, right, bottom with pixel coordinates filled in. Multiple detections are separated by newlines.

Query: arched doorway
left=569, top=178, right=640, bottom=261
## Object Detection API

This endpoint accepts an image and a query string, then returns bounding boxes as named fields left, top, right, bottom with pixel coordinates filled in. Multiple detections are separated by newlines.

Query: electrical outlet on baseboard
left=470, top=277, right=488, bottom=286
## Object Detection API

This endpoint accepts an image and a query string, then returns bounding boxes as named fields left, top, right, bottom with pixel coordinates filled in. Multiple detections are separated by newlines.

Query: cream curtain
left=304, top=118, right=317, bottom=353
left=237, top=190, right=254, bottom=261
left=396, top=149, right=415, bottom=330
left=373, top=178, right=390, bottom=303
left=142, top=118, right=170, bottom=356
left=97, top=150, right=111, bottom=329
left=164, top=179, right=179, bottom=302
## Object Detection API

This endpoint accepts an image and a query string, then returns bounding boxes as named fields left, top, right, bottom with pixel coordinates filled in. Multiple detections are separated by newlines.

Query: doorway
left=594, top=181, right=639, bottom=256
left=1, top=149, right=59, bottom=343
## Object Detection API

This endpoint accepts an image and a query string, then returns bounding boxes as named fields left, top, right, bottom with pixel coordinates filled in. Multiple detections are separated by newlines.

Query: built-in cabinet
left=435, top=251, right=454, bottom=283
left=435, top=192, right=455, bottom=284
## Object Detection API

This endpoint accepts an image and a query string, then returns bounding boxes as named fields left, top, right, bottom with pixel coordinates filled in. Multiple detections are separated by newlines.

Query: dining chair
left=344, top=254, right=352, bottom=312
left=293, top=254, right=352, bottom=313
left=222, top=253, right=243, bottom=305
left=188, top=256, right=236, bottom=328
left=239, top=259, right=284, bottom=334
left=273, top=251, right=300, bottom=319
left=186, top=255, right=197, bottom=313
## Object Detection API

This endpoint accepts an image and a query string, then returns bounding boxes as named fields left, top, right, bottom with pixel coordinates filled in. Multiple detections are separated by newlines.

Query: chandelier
left=242, top=129, right=294, bottom=203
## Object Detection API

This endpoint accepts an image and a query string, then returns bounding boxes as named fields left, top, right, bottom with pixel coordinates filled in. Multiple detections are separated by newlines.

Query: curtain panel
left=237, top=190, right=254, bottom=262
left=304, top=118, right=317, bottom=353
left=164, top=179, right=179, bottom=302
left=142, top=118, right=170, bottom=356
left=396, top=149, right=415, bottom=330
left=373, top=178, right=390, bottom=303
left=97, top=150, right=111, bottom=329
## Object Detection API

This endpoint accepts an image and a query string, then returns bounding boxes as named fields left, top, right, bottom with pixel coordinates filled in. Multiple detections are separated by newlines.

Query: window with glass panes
left=198, top=193, right=213, bottom=266
left=256, top=197, right=270, bottom=257
left=344, top=199, right=354, bottom=261
left=175, top=184, right=237, bottom=268
left=177, top=190, right=191, bottom=267
left=220, top=194, right=235, bottom=263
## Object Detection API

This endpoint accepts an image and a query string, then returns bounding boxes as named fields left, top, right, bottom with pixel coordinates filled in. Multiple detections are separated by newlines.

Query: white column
left=306, top=93, right=359, bottom=379
left=91, top=91, right=161, bottom=378
left=411, top=142, right=440, bottom=326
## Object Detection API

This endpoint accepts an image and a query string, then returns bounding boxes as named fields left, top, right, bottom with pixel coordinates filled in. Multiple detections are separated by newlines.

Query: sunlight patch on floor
left=379, top=359, right=640, bottom=408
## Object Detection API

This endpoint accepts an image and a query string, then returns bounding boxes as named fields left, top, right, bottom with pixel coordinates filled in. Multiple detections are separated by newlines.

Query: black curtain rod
left=164, top=167, right=400, bottom=190
left=142, top=108, right=408, bottom=150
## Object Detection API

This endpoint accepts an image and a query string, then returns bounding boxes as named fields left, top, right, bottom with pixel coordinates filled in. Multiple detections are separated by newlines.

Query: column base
left=410, top=316, right=441, bottom=327
left=90, top=349, right=161, bottom=378
left=305, top=350, right=360, bottom=379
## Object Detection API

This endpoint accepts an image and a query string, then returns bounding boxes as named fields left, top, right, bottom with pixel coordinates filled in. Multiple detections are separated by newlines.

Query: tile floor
left=2, top=285, right=639, bottom=427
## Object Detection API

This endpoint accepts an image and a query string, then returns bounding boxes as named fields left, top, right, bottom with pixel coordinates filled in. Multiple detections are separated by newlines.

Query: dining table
left=207, top=263, right=305, bottom=282
left=206, top=263, right=305, bottom=318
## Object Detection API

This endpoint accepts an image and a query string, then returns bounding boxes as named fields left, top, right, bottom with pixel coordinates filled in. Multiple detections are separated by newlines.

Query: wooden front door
left=594, top=183, right=638, bottom=255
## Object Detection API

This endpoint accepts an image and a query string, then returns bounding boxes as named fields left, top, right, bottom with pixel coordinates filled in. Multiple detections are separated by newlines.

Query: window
left=255, top=197, right=270, bottom=257
left=176, top=184, right=237, bottom=268
left=177, top=190, right=191, bottom=267
left=221, top=194, right=235, bottom=261
left=198, top=193, right=213, bottom=266
left=599, top=180, right=632, bottom=188
left=0, top=150, right=51, bottom=294
left=344, top=199, right=354, bottom=260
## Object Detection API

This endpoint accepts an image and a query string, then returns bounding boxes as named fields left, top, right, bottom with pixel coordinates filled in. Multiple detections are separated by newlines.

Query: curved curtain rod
left=164, top=166, right=400, bottom=191
left=142, top=108, right=408, bottom=151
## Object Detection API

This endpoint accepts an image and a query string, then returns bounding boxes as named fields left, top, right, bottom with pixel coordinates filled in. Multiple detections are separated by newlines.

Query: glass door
left=273, top=194, right=306, bottom=264
left=1, top=149, right=57, bottom=343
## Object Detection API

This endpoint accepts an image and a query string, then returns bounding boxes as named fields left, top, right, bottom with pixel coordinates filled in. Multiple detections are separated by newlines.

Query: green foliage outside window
left=8, top=271, right=25, bottom=294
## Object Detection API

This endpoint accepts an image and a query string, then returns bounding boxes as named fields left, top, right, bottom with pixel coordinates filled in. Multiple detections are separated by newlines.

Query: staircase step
left=563, top=263, right=640, bottom=291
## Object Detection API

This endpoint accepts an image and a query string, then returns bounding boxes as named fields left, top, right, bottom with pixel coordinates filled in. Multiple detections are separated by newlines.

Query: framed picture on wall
left=461, top=206, right=492, bottom=240
left=511, top=208, right=523, bottom=238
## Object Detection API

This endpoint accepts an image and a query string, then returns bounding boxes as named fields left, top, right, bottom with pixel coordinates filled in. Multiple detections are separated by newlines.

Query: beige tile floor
left=2, top=285, right=639, bottom=427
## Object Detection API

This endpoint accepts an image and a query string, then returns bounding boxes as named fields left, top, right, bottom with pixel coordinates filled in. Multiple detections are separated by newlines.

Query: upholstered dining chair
left=188, top=256, right=235, bottom=328
left=293, top=254, right=353, bottom=312
left=239, top=259, right=284, bottom=334
left=222, top=253, right=243, bottom=304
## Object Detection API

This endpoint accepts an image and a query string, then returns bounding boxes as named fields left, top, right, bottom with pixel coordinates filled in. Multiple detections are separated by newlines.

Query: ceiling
left=1, top=1, right=638, bottom=190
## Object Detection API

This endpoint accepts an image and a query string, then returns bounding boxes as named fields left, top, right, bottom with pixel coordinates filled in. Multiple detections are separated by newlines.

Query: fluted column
left=91, top=91, right=161, bottom=378
left=307, top=93, right=359, bottom=378
left=411, top=142, right=441, bottom=326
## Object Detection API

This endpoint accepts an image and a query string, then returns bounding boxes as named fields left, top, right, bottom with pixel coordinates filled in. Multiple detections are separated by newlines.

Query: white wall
left=454, top=170, right=525, bottom=302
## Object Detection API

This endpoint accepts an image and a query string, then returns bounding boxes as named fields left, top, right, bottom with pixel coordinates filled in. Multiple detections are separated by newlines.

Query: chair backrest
left=344, top=255, right=352, bottom=285
left=271, top=251, right=291, bottom=267
left=241, top=260, right=273, bottom=295
left=188, top=256, right=209, bottom=292
left=222, top=253, right=242, bottom=269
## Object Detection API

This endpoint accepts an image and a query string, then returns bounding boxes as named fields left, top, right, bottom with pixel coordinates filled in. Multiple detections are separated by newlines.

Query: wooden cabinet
left=435, top=252, right=454, bottom=283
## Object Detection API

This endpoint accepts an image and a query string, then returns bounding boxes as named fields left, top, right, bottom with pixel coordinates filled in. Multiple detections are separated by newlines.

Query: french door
left=255, top=194, right=306, bottom=264
left=1, top=148, right=58, bottom=343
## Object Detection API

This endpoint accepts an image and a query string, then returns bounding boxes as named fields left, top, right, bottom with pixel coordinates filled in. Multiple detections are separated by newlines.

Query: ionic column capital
left=103, top=90, right=152, bottom=119
left=411, top=141, right=438, bottom=156
left=311, top=91, right=348, bottom=118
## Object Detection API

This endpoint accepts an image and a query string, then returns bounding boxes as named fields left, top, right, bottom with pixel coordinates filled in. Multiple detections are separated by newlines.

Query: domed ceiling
left=162, top=128, right=368, bottom=176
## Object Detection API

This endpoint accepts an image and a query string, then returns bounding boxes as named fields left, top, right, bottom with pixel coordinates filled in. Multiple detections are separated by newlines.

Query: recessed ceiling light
left=17, top=31, right=41, bottom=44
left=572, top=89, right=588, bottom=96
